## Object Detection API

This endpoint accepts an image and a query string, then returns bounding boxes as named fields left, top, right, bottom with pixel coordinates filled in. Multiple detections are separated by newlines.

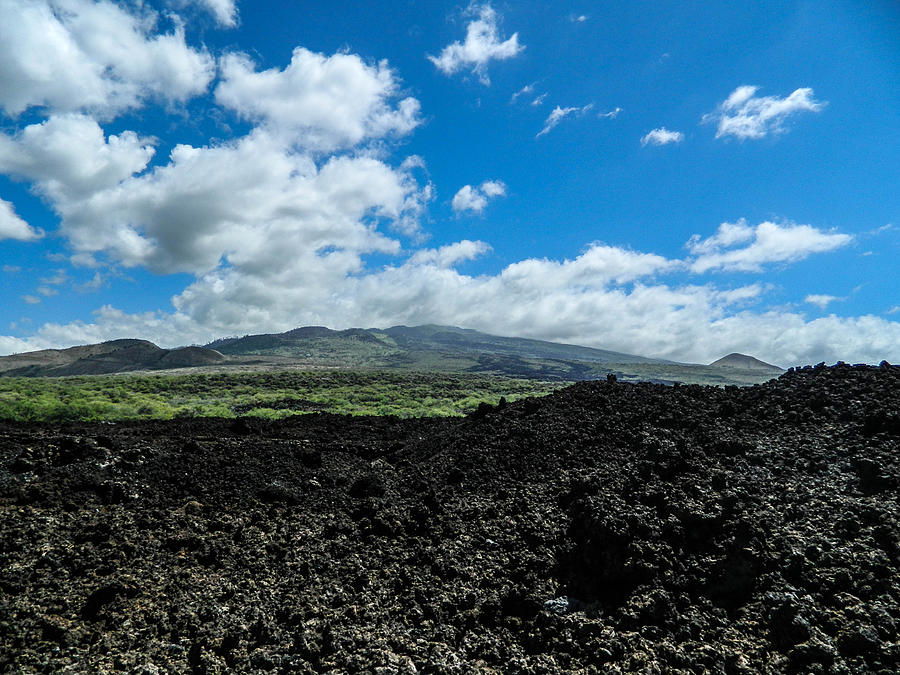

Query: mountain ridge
left=0, top=325, right=783, bottom=385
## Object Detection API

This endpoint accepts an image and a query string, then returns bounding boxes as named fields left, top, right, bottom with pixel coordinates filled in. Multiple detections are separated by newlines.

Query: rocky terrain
left=1, top=363, right=898, bottom=673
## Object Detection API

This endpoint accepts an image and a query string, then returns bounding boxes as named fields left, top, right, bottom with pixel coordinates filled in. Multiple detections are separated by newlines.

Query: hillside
left=206, top=324, right=663, bottom=373
left=1, top=326, right=786, bottom=386
left=0, top=339, right=225, bottom=377
left=206, top=324, right=778, bottom=384
left=1, top=363, right=897, bottom=672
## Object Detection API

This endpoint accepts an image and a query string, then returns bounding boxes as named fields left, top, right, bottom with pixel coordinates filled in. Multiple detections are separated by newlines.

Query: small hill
left=710, top=352, right=783, bottom=372
left=0, top=339, right=225, bottom=377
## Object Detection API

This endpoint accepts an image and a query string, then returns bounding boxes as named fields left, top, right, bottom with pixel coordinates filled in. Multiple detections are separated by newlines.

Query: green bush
left=0, top=371, right=565, bottom=422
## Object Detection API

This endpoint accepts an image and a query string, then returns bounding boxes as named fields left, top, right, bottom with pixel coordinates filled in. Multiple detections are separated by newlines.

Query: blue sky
left=1, top=0, right=898, bottom=365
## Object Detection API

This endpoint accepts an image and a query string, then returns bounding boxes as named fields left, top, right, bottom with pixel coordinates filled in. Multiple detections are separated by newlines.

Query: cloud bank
left=3, top=212, right=888, bottom=367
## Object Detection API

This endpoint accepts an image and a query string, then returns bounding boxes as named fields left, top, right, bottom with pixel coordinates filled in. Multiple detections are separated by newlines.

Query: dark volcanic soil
left=1, top=364, right=898, bottom=674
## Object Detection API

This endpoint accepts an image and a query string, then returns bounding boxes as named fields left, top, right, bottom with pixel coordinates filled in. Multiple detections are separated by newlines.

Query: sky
left=1, top=0, right=898, bottom=367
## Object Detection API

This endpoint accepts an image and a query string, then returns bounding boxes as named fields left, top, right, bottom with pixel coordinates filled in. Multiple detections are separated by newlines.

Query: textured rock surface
left=1, top=363, right=898, bottom=673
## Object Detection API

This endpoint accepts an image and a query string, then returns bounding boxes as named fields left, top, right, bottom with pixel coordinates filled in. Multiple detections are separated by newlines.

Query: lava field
left=1, top=363, right=898, bottom=673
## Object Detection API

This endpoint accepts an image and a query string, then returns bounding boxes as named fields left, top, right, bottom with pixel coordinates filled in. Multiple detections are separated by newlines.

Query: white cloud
left=63, top=132, right=429, bottom=275
left=537, top=104, right=594, bottom=137
left=599, top=107, right=622, bottom=119
left=0, top=335, right=38, bottom=355
left=640, top=127, right=684, bottom=146
left=704, top=85, right=826, bottom=140
left=531, top=94, right=548, bottom=107
left=687, top=219, right=852, bottom=273
left=23, top=295, right=41, bottom=305
left=408, top=240, right=491, bottom=268
left=452, top=180, right=507, bottom=214
left=3, top=265, right=21, bottom=273
left=215, top=48, right=421, bottom=152
left=9, top=237, right=899, bottom=366
left=510, top=83, right=534, bottom=103
left=480, top=180, right=506, bottom=198
left=0, top=0, right=215, bottom=118
left=805, top=294, right=841, bottom=309
left=0, top=197, right=42, bottom=241
left=428, top=3, right=524, bottom=85
left=571, top=15, right=588, bottom=23
left=180, top=0, right=237, bottom=27
left=0, top=114, right=156, bottom=201
left=3, top=216, right=897, bottom=366
left=40, top=270, right=69, bottom=285
left=52, top=129, right=430, bottom=274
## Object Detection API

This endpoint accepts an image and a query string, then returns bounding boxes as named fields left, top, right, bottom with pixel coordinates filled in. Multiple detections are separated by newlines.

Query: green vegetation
left=0, top=370, right=566, bottom=422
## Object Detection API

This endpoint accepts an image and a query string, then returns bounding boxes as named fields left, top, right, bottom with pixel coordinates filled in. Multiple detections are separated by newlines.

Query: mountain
left=208, top=324, right=660, bottom=364
left=0, top=327, right=784, bottom=386
left=205, top=324, right=675, bottom=380
left=0, top=339, right=225, bottom=377
left=710, top=353, right=783, bottom=372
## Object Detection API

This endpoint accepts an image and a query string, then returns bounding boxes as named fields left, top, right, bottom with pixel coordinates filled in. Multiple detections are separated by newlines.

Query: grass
left=0, top=370, right=566, bottom=422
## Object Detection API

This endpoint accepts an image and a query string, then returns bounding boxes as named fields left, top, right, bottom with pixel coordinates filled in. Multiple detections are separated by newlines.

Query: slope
left=0, top=339, right=225, bottom=377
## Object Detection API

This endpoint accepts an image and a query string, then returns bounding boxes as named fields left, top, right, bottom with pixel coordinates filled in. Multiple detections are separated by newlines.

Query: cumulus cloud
left=805, top=294, right=841, bottom=309
left=0, top=0, right=215, bottom=118
left=49, top=129, right=430, bottom=274
left=1, top=208, right=894, bottom=366
left=0, top=114, right=156, bottom=201
left=215, top=48, right=421, bottom=152
left=704, top=85, right=826, bottom=140
left=537, top=104, right=594, bottom=137
left=428, top=3, right=524, bottom=84
left=0, top=197, right=42, bottom=241
left=687, top=219, right=852, bottom=273
left=451, top=180, right=506, bottom=214
left=641, top=127, right=684, bottom=146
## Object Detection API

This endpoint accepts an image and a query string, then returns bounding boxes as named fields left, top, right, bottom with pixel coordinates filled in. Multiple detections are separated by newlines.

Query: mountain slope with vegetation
left=0, top=340, right=225, bottom=377
left=1, top=325, right=784, bottom=386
